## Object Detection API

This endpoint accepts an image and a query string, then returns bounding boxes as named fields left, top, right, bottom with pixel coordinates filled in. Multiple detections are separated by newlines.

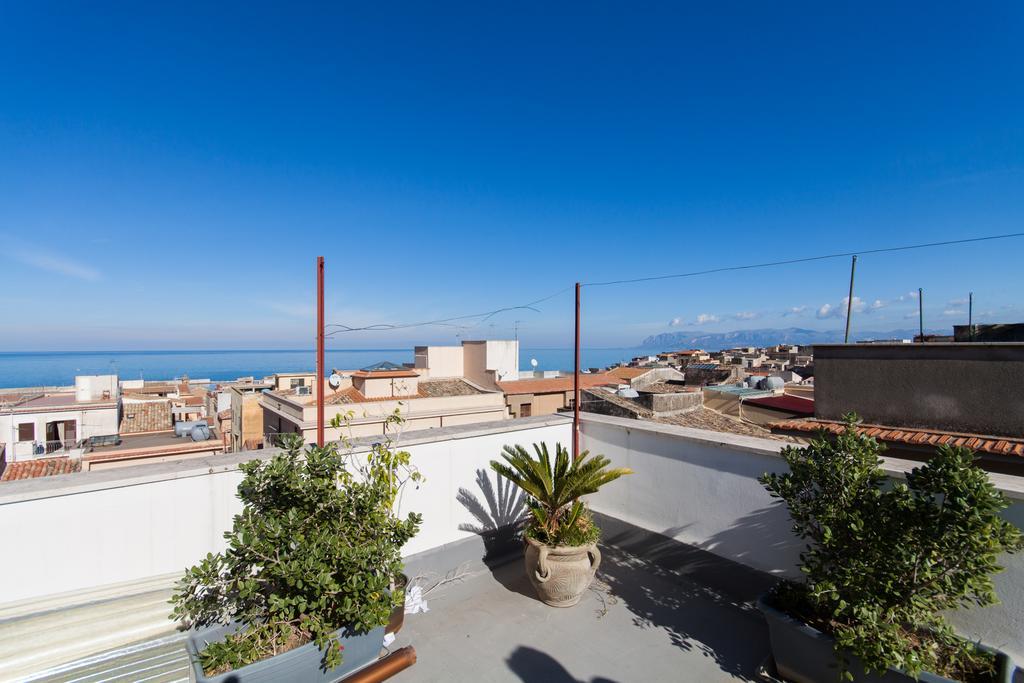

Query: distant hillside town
left=2, top=322, right=1023, bottom=482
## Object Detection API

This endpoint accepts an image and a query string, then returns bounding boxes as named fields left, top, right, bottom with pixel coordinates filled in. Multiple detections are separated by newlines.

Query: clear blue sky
left=2, top=2, right=1022, bottom=351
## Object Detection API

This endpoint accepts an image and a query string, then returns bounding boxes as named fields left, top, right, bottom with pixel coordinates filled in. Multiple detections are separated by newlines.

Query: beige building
left=260, top=366, right=508, bottom=440
left=415, top=340, right=518, bottom=388
left=498, top=374, right=619, bottom=419
left=230, top=382, right=272, bottom=451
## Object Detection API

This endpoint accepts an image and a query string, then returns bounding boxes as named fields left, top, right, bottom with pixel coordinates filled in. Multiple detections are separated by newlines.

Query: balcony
left=1, top=414, right=1021, bottom=682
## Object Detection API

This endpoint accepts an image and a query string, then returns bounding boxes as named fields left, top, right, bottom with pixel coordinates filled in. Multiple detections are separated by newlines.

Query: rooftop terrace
left=1, top=414, right=1021, bottom=682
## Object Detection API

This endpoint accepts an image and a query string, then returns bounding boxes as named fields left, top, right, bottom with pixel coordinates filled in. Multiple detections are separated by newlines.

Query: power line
left=321, top=231, right=1022, bottom=337
left=582, top=232, right=1024, bottom=288
left=324, top=286, right=574, bottom=337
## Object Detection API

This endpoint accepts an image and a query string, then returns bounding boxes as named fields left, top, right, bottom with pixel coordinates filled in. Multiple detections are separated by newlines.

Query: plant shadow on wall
left=595, top=540, right=768, bottom=682
left=456, top=468, right=529, bottom=561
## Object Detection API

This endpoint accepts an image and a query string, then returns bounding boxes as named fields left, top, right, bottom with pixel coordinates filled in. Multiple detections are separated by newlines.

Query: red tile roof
left=497, top=374, right=618, bottom=395
left=605, top=367, right=652, bottom=381
left=768, top=419, right=1024, bottom=458
left=1, top=457, right=81, bottom=481
left=744, top=395, right=815, bottom=416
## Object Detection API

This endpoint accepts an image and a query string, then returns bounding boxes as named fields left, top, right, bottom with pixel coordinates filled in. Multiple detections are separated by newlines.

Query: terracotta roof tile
left=768, top=419, right=1024, bottom=459
left=498, top=374, right=619, bottom=395
left=1, top=457, right=81, bottom=482
left=606, top=367, right=652, bottom=381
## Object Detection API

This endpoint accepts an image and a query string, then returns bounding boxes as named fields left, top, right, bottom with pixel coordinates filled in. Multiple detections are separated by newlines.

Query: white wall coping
left=579, top=412, right=1024, bottom=501
left=0, top=414, right=571, bottom=506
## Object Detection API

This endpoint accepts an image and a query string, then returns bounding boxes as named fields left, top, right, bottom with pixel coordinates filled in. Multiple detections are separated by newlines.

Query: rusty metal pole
left=573, top=282, right=581, bottom=459
left=316, top=256, right=325, bottom=447
left=843, top=255, right=857, bottom=343
left=918, top=287, right=924, bottom=343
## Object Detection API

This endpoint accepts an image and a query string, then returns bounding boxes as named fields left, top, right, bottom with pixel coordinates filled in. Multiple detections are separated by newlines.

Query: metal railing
left=11, top=440, right=86, bottom=458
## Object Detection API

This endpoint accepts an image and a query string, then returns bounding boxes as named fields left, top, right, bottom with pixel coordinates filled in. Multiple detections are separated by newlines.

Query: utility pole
left=573, top=282, right=581, bottom=459
left=843, top=255, right=857, bottom=343
left=316, top=256, right=325, bottom=447
left=918, top=287, right=924, bottom=343
left=968, top=292, right=974, bottom=341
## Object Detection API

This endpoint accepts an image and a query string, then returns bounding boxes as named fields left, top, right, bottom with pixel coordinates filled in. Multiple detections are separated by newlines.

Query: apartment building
left=0, top=375, right=119, bottom=460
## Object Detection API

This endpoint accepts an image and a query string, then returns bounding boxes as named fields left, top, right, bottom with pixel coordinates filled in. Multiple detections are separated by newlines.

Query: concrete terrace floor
left=389, top=542, right=774, bottom=683
left=25, top=537, right=776, bottom=683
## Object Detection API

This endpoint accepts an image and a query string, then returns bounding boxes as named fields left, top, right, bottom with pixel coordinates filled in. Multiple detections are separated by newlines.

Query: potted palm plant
left=490, top=442, right=631, bottom=607
left=171, top=412, right=422, bottom=682
left=759, top=416, right=1021, bottom=683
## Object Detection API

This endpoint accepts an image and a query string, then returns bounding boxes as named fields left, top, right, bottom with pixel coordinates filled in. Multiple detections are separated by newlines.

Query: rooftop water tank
left=190, top=424, right=212, bottom=442
left=762, top=376, right=785, bottom=391
left=175, top=420, right=206, bottom=437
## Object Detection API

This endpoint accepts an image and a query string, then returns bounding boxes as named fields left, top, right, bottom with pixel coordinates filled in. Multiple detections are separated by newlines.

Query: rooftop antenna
left=513, top=320, right=522, bottom=342
left=843, top=255, right=857, bottom=343
left=968, top=292, right=974, bottom=341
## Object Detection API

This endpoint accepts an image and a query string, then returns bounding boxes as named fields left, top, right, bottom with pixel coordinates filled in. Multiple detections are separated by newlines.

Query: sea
left=0, top=347, right=659, bottom=389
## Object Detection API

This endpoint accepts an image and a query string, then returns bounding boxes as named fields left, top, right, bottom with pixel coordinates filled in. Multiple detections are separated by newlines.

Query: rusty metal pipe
left=344, top=646, right=417, bottom=683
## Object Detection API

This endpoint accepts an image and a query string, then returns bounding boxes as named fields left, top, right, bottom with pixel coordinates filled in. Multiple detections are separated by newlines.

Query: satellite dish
left=530, top=358, right=538, bottom=368
left=328, top=373, right=342, bottom=389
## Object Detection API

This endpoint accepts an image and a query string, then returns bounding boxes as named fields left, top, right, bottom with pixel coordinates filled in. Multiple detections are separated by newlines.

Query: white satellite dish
left=530, top=358, right=538, bottom=368
left=328, top=373, right=343, bottom=389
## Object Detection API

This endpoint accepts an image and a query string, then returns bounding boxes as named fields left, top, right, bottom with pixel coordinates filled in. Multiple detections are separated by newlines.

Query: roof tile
left=768, top=419, right=1024, bottom=459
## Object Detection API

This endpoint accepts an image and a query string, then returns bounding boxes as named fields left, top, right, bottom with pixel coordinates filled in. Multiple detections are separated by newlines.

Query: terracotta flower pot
left=524, top=536, right=601, bottom=607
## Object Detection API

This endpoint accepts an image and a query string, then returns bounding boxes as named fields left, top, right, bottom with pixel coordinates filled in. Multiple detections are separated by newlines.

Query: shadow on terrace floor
left=391, top=537, right=772, bottom=682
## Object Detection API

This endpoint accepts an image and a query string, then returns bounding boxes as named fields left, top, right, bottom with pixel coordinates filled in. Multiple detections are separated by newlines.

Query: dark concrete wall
left=813, top=344, right=1024, bottom=437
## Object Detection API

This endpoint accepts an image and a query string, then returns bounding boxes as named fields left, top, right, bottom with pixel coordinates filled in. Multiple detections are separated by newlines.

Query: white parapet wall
left=0, top=415, right=572, bottom=607
left=580, top=412, right=1024, bottom=662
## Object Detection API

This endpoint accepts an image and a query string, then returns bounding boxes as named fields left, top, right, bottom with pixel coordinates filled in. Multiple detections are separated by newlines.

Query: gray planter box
left=758, top=596, right=1016, bottom=683
left=185, top=622, right=385, bottom=683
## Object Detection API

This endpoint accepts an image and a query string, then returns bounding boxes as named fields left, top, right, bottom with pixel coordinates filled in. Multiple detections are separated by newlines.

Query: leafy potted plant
left=490, top=442, right=631, bottom=607
left=171, top=413, right=422, bottom=682
left=758, top=416, right=1022, bottom=683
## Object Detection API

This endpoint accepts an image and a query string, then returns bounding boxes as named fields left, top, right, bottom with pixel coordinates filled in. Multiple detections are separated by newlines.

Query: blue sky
left=2, top=2, right=1023, bottom=351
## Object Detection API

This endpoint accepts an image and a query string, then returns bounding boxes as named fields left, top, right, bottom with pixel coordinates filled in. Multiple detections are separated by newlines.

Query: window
left=520, top=403, right=532, bottom=418
left=18, top=423, right=35, bottom=442
left=290, top=378, right=306, bottom=388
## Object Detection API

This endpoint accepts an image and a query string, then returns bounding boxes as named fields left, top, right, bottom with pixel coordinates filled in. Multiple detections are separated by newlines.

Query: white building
left=1, top=375, right=120, bottom=461
left=414, top=339, right=519, bottom=388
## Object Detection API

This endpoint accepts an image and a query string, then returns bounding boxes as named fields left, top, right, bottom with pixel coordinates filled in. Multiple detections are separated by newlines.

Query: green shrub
left=490, top=442, right=631, bottom=547
left=170, top=412, right=422, bottom=676
left=761, top=415, right=1022, bottom=680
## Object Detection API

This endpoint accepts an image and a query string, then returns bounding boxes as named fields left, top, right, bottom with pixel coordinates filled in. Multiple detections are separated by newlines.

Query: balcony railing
left=10, top=439, right=87, bottom=459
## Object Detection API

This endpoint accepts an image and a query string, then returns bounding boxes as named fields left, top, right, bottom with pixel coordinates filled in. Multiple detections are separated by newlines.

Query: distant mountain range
left=639, top=327, right=949, bottom=351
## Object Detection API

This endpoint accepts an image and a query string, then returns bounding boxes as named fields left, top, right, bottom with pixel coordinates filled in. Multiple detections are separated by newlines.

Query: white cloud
left=13, top=250, right=100, bottom=281
left=782, top=305, right=808, bottom=317
left=947, top=297, right=968, bottom=308
left=817, top=296, right=878, bottom=320
left=733, top=311, right=759, bottom=321
left=898, top=291, right=919, bottom=301
left=694, top=313, right=720, bottom=325
left=943, top=309, right=965, bottom=317
left=668, top=317, right=683, bottom=327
